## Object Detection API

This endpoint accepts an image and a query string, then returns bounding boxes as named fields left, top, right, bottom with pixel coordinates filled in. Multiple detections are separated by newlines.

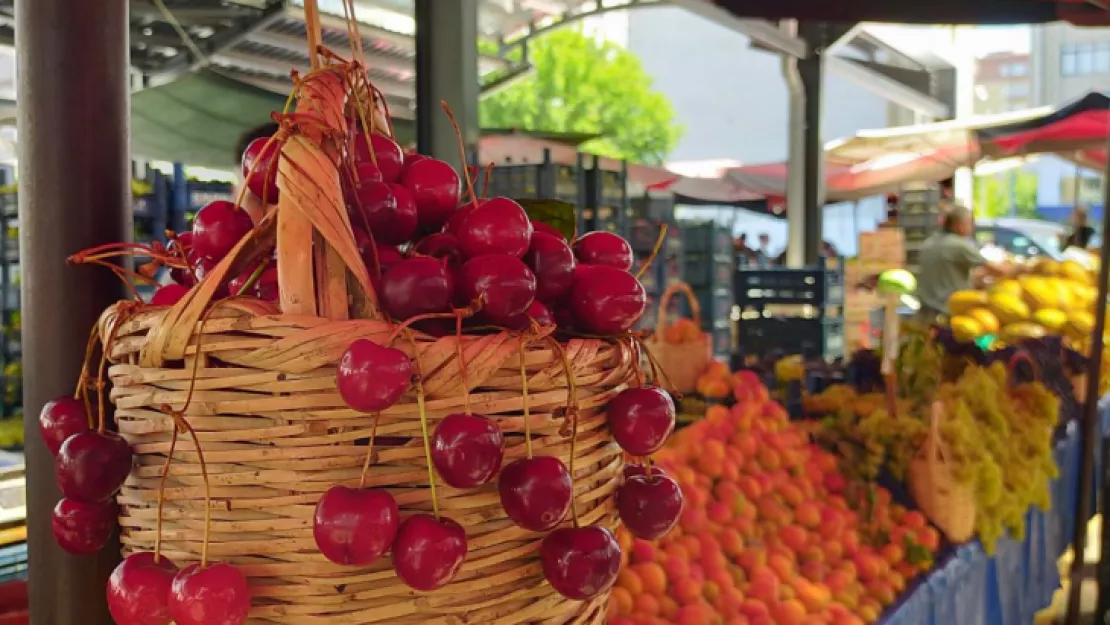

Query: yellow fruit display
left=948, top=290, right=988, bottom=315
left=999, top=322, right=1047, bottom=344
left=988, top=279, right=1023, bottom=298
left=1031, top=258, right=1060, bottom=277
left=1067, top=311, right=1096, bottom=341
left=1019, top=276, right=1060, bottom=310
left=1032, top=308, right=1068, bottom=333
left=950, top=316, right=984, bottom=342
left=1060, top=260, right=1093, bottom=284
left=988, top=292, right=1031, bottom=326
left=967, top=308, right=1000, bottom=335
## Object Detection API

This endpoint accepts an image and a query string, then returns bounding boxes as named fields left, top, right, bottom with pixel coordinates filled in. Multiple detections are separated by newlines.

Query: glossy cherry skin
left=39, top=395, right=90, bottom=456
left=444, top=200, right=481, bottom=236
left=337, top=339, right=413, bottom=413
left=531, top=220, right=566, bottom=241
left=524, top=232, right=576, bottom=304
left=621, top=463, right=668, bottom=481
left=606, top=386, right=676, bottom=456
left=52, top=498, right=116, bottom=555
left=431, top=413, right=505, bottom=488
left=168, top=563, right=251, bottom=625
left=168, top=233, right=196, bottom=286
left=56, top=431, right=134, bottom=503
left=413, top=233, right=463, bottom=266
left=107, top=552, right=178, bottom=625
left=569, top=265, right=646, bottom=335
left=241, top=136, right=280, bottom=203
left=191, top=201, right=253, bottom=262
left=401, top=157, right=461, bottom=233
left=540, top=526, right=622, bottom=600
left=498, top=456, right=572, bottom=532
left=503, top=300, right=555, bottom=332
left=313, top=486, right=399, bottom=566
left=616, top=474, right=684, bottom=540
left=253, top=267, right=279, bottom=303
left=455, top=197, right=533, bottom=259
left=354, top=132, right=404, bottom=183
left=355, top=181, right=418, bottom=245
left=150, top=284, right=190, bottom=307
left=392, top=514, right=468, bottom=591
left=458, top=254, right=537, bottom=326
left=572, top=231, right=634, bottom=271
left=353, top=228, right=403, bottom=279
left=403, top=152, right=428, bottom=170
left=381, top=257, right=456, bottom=320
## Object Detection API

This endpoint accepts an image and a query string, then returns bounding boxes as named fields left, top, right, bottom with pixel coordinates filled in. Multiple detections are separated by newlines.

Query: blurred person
left=734, top=233, right=753, bottom=265
left=1063, top=206, right=1095, bottom=250
left=756, top=233, right=773, bottom=265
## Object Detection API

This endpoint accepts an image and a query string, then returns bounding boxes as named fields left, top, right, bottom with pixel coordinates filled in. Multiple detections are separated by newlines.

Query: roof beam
left=669, top=0, right=807, bottom=58
left=244, top=29, right=414, bottom=76
left=826, top=56, right=949, bottom=118
left=219, top=70, right=415, bottom=118
left=210, top=49, right=412, bottom=97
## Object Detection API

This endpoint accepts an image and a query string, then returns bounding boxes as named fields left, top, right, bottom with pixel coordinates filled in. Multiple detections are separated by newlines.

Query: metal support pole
left=782, top=20, right=806, bottom=269
left=414, top=0, right=480, bottom=172
left=798, top=22, right=827, bottom=266
left=15, top=0, right=131, bottom=622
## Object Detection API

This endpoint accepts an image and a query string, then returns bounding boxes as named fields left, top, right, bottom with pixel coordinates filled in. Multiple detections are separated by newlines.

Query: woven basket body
left=102, top=300, right=634, bottom=624
left=643, top=282, right=711, bottom=395
left=906, top=402, right=976, bottom=542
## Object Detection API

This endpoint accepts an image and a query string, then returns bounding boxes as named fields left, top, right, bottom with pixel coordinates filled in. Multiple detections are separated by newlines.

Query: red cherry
left=458, top=254, right=536, bottom=325
left=253, top=267, right=279, bottom=303
left=191, top=254, right=230, bottom=299
left=168, top=235, right=196, bottom=287
left=606, top=386, right=675, bottom=456
left=312, top=486, right=399, bottom=566
left=572, top=231, right=634, bottom=271
left=540, top=526, right=621, bottom=600
left=353, top=228, right=403, bottom=278
left=381, top=257, right=456, bottom=320
left=403, top=152, right=428, bottom=170
left=191, top=201, right=253, bottom=262
left=524, top=232, right=576, bottom=304
left=56, top=431, right=133, bottom=503
left=150, top=284, right=189, bottom=306
left=531, top=220, right=566, bottom=240
left=51, top=497, right=117, bottom=555
left=392, top=514, right=467, bottom=591
left=401, top=158, right=461, bottom=232
left=498, top=456, right=572, bottom=532
left=353, top=161, right=384, bottom=185
left=413, top=233, right=463, bottom=266
left=455, top=197, right=533, bottom=259
left=444, top=199, right=481, bottom=236
left=504, top=300, right=555, bottom=332
left=337, top=339, right=413, bottom=412
left=354, top=182, right=418, bottom=245
left=241, top=137, right=280, bottom=203
left=616, top=474, right=684, bottom=540
left=431, top=413, right=505, bottom=488
left=354, top=132, right=404, bottom=183
left=569, top=265, right=646, bottom=335
left=107, top=552, right=178, bottom=625
left=168, top=563, right=251, bottom=625
left=621, top=463, right=668, bottom=481
left=553, top=304, right=577, bottom=331
left=39, top=395, right=90, bottom=456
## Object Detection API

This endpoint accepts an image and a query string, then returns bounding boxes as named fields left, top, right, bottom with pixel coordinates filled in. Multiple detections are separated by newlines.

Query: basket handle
left=1007, top=349, right=1039, bottom=387
left=653, top=281, right=701, bottom=342
left=924, top=401, right=945, bottom=464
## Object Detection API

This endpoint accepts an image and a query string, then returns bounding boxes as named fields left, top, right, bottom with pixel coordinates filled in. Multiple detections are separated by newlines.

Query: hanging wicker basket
left=907, top=402, right=977, bottom=543
left=90, top=6, right=636, bottom=622
left=643, top=282, right=711, bottom=395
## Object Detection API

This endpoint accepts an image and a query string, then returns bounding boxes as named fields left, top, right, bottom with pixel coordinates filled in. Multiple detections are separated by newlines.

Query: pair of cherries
left=107, top=552, right=250, bottom=625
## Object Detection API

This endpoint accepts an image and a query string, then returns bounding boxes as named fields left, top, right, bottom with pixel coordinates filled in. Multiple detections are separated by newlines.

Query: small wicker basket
left=643, top=282, right=711, bottom=395
left=907, top=402, right=977, bottom=543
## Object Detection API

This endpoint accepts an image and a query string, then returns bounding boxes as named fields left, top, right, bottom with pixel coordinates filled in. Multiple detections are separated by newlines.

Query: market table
left=879, top=398, right=1110, bottom=625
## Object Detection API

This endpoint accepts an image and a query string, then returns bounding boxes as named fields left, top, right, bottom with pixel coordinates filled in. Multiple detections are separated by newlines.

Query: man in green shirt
left=916, top=205, right=1013, bottom=322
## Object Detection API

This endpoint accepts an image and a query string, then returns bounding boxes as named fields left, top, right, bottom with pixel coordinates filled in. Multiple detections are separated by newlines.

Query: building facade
left=974, top=51, right=1032, bottom=114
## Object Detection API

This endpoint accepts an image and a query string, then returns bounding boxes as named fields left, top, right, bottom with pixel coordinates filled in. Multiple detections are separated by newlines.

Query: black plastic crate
left=684, top=257, right=733, bottom=289
left=629, top=219, right=666, bottom=253
left=630, top=194, right=675, bottom=223
left=736, top=316, right=845, bottom=360
left=734, top=258, right=843, bottom=310
left=680, top=222, right=733, bottom=259
left=711, top=325, right=732, bottom=358
left=686, top=288, right=733, bottom=331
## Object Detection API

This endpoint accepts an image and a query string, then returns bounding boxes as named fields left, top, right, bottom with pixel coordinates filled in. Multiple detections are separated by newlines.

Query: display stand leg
left=1095, top=435, right=1110, bottom=621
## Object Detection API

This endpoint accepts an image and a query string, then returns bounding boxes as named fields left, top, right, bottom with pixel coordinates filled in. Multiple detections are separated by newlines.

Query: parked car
left=974, top=217, right=1100, bottom=261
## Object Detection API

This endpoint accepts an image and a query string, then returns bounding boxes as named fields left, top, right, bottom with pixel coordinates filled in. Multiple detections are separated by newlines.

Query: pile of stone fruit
left=40, top=120, right=684, bottom=625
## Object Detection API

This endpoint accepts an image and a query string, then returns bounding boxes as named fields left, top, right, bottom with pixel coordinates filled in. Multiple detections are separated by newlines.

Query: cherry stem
left=234, top=261, right=269, bottom=297
left=350, top=77, right=380, bottom=169
left=154, top=427, right=179, bottom=565
left=440, top=100, right=479, bottom=208
left=370, top=83, right=396, bottom=140
left=74, top=326, right=100, bottom=429
left=644, top=456, right=653, bottom=481
left=358, top=412, right=380, bottom=490
left=568, top=382, right=580, bottom=529
left=634, top=223, right=668, bottom=280
left=482, top=162, right=494, bottom=200
left=519, top=339, right=532, bottom=460
left=385, top=305, right=477, bottom=347
left=403, top=329, right=440, bottom=520
left=455, top=313, right=472, bottom=416
left=236, top=131, right=286, bottom=212
left=94, top=306, right=133, bottom=433
left=177, top=414, right=212, bottom=568
left=544, top=337, right=579, bottom=438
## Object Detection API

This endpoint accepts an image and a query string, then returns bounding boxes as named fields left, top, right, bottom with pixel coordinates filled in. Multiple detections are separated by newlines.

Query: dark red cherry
left=503, top=300, right=555, bottom=332
left=444, top=199, right=482, bottom=236
left=253, top=267, right=279, bottom=303
left=572, top=231, right=634, bottom=271
left=553, top=304, right=577, bottom=331
left=354, top=132, right=404, bottom=183
left=431, top=413, right=505, bottom=488
left=191, top=254, right=229, bottom=298
left=355, top=182, right=418, bottom=245
left=151, top=284, right=189, bottom=306
left=621, top=463, right=668, bottom=481
left=191, top=201, right=253, bottom=262
left=353, top=161, right=384, bottom=185
left=569, top=265, right=646, bottom=335
left=540, top=526, right=621, bottom=600
left=402, top=158, right=461, bottom=233
left=241, top=136, right=280, bottom=203
left=606, top=386, right=675, bottom=456
left=337, top=339, right=413, bottom=412
left=107, top=552, right=178, bottom=625
left=167, top=233, right=196, bottom=286
left=616, top=474, right=684, bottom=540
left=531, top=220, right=566, bottom=240
left=498, top=456, right=572, bottom=532
left=403, top=152, right=428, bottom=170
left=353, top=228, right=403, bottom=279
left=39, top=395, right=90, bottom=456
left=52, top=497, right=117, bottom=555
left=455, top=197, right=533, bottom=259
left=413, top=233, right=463, bottom=266
left=381, top=257, right=456, bottom=320
left=458, top=254, right=536, bottom=325
left=524, top=232, right=576, bottom=304
left=313, top=486, right=399, bottom=566
left=392, top=514, right=467, bottom=591
left=168, top=563, right=250, bottom=625
left=56, top=431, right=134, bottom=503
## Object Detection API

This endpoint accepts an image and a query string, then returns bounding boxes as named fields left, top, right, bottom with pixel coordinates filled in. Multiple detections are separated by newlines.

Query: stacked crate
left=897, top=184, right=943, bottom=272
left=680, top=222, right=734, bottom=358
left=843, top=228, right=905, bottom=349
left=734, top=257, right=845, bottom=360
left=484, top=149, right=584, bottom=207
left=581, top=155, right=629, bottom=236
left=629, top=193, right=681, bottom=332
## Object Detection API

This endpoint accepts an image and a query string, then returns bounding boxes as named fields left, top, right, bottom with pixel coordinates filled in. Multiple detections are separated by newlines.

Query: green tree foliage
left=973, top=170, right=1039, bottom=219
left=480, top=29, right=683, bottom=165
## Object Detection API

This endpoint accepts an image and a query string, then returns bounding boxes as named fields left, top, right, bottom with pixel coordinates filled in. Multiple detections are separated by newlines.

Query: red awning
left=708, top=0, right=1110, bottom=26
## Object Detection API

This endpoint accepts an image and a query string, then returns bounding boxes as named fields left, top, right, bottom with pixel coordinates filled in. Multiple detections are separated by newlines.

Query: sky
left=864, top=23, right=1030, bottom=60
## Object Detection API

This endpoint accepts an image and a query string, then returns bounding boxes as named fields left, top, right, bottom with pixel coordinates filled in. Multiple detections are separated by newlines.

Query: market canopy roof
left=709, top=0, right=1110, bottom=25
